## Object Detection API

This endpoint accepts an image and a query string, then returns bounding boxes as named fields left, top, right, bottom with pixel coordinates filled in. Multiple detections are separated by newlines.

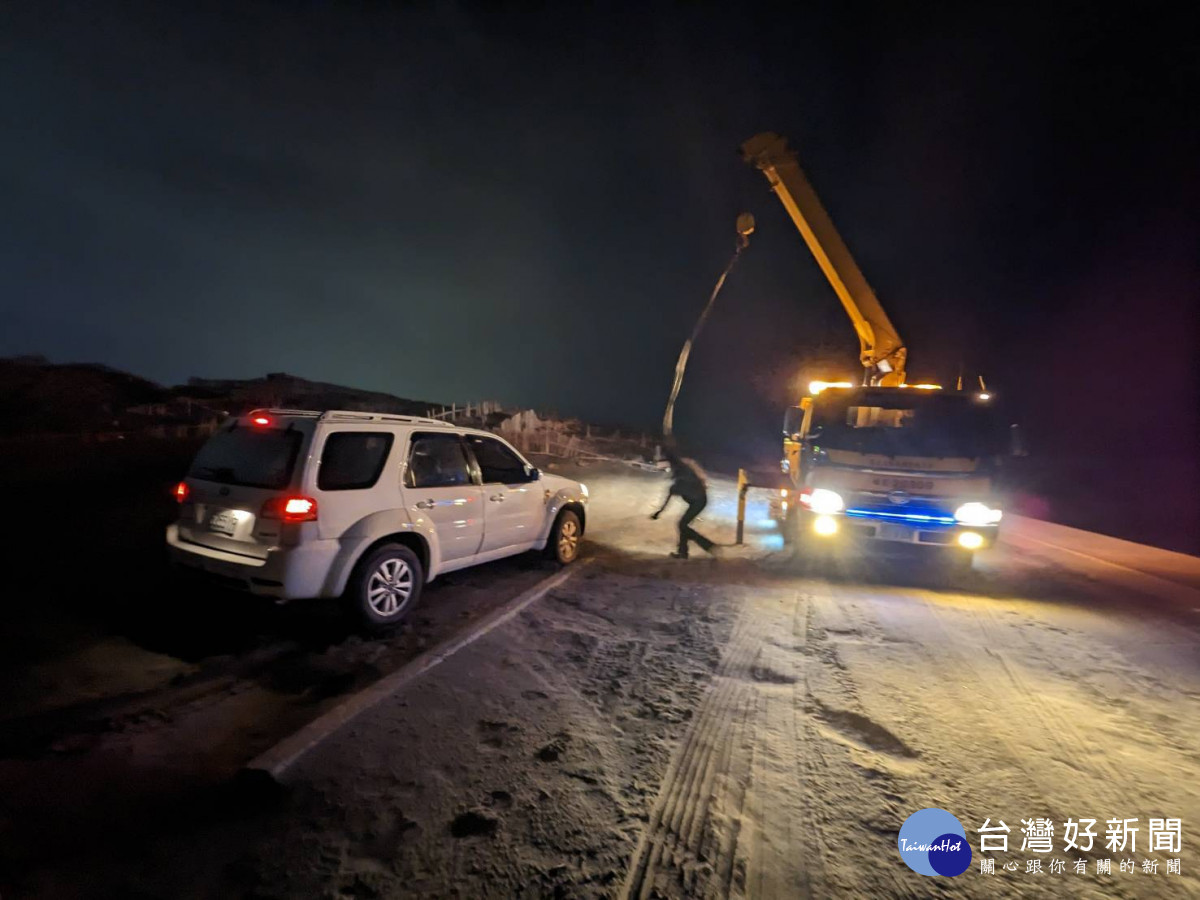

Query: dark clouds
left=1, top=2, right=1195, bottom=475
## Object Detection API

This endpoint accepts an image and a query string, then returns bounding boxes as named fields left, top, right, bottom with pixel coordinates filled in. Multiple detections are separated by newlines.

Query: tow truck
left=742, top=132, right=1015, bottom=559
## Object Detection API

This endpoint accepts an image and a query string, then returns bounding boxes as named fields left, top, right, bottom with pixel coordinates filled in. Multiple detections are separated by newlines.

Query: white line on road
left=245, top=559, right=593, bottom=780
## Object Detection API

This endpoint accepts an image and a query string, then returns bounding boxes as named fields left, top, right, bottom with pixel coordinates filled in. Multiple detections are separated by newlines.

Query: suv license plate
left=877, top=522, right=912, bottom=542
left=209, top=511, right=237, bottom=536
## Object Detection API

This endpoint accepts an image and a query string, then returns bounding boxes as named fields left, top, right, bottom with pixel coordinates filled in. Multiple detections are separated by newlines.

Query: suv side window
left=467, top=435, right=529, bottom=484
left=406, top=433, right=472, bottom=488
left=318, top=432, right=395, bottom=491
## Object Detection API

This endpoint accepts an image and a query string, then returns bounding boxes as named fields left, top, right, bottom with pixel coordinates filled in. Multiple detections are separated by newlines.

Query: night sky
left=2, top=4, right=1197, bottom=540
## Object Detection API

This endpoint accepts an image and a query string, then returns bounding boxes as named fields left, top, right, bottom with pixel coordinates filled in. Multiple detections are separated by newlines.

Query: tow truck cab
left=770, top=385, right=1015, bottom=554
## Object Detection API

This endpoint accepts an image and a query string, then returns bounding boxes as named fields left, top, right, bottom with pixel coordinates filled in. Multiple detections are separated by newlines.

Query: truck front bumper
left=792, top=510, right=998, bottom=550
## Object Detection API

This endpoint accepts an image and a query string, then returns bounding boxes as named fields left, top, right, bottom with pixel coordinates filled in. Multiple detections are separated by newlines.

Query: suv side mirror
left=525, top=465, right=540, bottom=482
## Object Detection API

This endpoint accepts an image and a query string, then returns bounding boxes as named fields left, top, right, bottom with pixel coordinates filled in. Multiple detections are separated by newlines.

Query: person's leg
left=675, top=497, right=701, bottom=557
left=674, top=510, right=691, bottom=557
left=679, top=497, right=714, bottom=554
left=690, top=513, right=716, bottom=554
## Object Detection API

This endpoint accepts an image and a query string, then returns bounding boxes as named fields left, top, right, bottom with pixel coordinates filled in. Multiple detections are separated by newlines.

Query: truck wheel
left=346, top=544, right=424, bottom=633
left=545, top=509, right=582, bottom=564
left=932, top=547, right=974, bottom=584
left=783, top=503, right=804, bottom=546
left=948, top=548, right=974, bottom=572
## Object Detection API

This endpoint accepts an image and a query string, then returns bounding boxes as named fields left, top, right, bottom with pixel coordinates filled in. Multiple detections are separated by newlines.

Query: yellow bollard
left=736, top=468, right=750, bottom=544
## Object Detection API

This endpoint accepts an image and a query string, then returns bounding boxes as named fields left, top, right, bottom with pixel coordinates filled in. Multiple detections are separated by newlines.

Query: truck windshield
left=188, top=426, right=303, bottom=489
left=811, top=391, right=1003, bottom=458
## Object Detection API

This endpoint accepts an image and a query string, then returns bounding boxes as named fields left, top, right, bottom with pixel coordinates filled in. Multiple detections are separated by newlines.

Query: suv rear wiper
left=193, top=466, right=237, bottom=482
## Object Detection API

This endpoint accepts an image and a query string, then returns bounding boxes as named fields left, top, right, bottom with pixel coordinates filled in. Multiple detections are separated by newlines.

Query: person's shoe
left=669, top=551, right=689, bottom=559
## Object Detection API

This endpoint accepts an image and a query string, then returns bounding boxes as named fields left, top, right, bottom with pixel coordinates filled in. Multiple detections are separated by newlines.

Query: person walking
left=651, top=445, right=717, bottom=559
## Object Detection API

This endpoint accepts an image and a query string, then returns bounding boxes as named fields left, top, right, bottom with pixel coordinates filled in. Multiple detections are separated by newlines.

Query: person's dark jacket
left=664, top=450, right=707, bottom=503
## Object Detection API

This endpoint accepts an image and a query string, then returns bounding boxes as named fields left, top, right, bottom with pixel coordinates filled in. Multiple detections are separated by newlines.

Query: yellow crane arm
left=742, top=132, right=907, bottom=386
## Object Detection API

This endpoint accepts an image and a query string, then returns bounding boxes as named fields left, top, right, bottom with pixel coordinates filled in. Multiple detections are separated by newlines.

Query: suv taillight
left=174, top=481, right=190, bottom=503
left=261, top=495, right=319, bottom=523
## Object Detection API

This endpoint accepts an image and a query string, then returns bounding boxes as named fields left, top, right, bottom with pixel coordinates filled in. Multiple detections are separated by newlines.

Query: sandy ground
left=7, top=463, right=1200, bottom=898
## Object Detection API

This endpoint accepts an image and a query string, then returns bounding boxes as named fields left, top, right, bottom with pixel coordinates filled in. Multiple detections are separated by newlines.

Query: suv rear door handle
left=489, top=494, right=506, bottom=502
left=415, top=499, right=436, bottom=509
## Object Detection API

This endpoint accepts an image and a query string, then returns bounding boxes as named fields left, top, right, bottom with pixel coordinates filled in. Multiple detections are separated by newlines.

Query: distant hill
left=178, top=372, right=436, bottom=418
left=0, top=358, right=440, bottom=437
left=0, top=357, right=167, bottom=436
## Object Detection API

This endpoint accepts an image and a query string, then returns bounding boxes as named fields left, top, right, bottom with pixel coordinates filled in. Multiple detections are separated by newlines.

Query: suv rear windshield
left=188, top=426, right=303, bottom=489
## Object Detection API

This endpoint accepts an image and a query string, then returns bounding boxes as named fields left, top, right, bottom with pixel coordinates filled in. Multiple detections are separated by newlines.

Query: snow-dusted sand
left=16, top=463, right=1200, bottom=897
left=213, top=464, right=1200, bottom=898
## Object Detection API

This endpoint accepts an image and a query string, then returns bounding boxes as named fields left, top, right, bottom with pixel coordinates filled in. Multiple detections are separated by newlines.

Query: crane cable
left=662, top=214, right=755, bottom=438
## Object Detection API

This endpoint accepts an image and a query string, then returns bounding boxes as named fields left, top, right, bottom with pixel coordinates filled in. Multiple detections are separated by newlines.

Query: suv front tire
left=545, top=509, right=582, bottom=564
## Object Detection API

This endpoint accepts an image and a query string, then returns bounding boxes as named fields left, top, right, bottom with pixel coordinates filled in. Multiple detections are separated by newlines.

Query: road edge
left=1003, top=522, right=1200, bottom=611
left=244, top=559, right=593, bottom=781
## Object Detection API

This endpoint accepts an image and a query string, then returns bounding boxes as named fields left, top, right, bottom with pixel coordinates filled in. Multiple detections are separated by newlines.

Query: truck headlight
left=807, top=488, right=844, bottom=515
left=958, top=531, right=985, bottom=550
left=954, top=502, right=1002, bottom=526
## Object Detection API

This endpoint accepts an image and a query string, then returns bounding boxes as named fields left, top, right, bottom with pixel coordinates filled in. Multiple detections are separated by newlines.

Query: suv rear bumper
left=166, top=524, right=337, bottom=600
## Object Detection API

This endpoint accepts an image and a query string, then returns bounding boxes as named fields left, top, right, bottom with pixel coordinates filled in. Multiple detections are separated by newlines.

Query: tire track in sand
left=620, top=589, right=782, bottom=899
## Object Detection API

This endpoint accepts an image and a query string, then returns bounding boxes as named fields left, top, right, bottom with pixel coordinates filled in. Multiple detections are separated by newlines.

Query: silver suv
left=167, top=409, right=588, bottom=629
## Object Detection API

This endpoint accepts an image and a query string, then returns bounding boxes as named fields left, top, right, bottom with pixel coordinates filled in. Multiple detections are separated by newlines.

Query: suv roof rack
left=318, top=410, right=454, bottom=427
left=245, top=408, right=323, bottom=418
left=242, top=408, right=454, bottom=427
